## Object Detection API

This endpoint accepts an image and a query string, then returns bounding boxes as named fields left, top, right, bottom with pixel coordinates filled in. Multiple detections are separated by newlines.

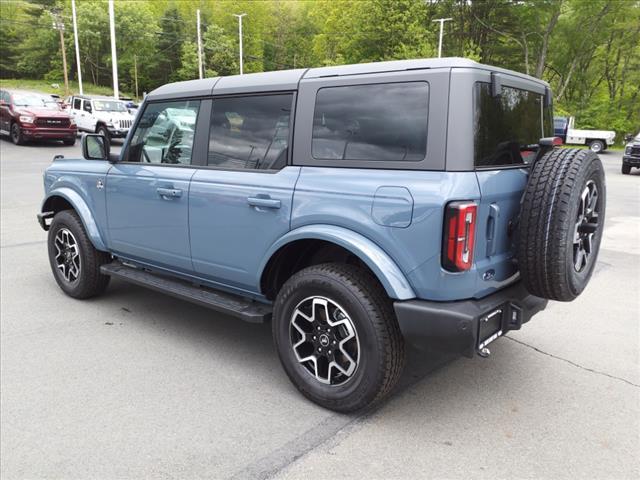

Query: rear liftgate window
left=312, top=82, right=428, bottom=162
left=474, top=83, right=553, bottom=167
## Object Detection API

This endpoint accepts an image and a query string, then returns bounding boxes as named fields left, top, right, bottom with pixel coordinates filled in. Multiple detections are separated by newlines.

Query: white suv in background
left=66, top=96, right=135, bottom=140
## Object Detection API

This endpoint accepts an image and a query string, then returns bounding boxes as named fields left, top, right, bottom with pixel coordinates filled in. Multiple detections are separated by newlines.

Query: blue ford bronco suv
left=38, top=58, right=605, bottom=412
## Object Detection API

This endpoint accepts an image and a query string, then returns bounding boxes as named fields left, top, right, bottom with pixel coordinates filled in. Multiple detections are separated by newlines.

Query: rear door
left=188, top=93, right=299, bottom=292
left=471, top=78, right=553, bottom=292
left=106, top=99, right=202, bottom=272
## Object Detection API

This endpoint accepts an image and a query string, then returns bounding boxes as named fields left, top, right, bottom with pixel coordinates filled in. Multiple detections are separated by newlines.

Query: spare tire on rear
left=517, top=148, right=606, bottom=301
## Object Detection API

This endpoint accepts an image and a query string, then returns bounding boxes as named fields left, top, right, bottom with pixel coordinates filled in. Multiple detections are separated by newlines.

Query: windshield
left=12, top=93, right=60, bottom=110
left=93, top=100, right=127, bottom=112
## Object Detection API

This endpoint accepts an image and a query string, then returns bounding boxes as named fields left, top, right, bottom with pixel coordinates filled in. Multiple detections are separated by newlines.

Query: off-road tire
left=273, top=263, right=405, bottom=412
left=48, top=209, right=111, bottom=299
left=11, top=123, right=24, bottom=145
left=63, top=137, right=76, bottom=146
left=97, top=125, right=110, bottom=141
left=622, top=164, right=631, bottom=175
left=517, top=148, right=606, bottom=301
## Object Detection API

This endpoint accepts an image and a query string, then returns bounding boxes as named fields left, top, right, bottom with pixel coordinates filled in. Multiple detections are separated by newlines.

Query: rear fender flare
left=259, top=225, right=415, bottom=300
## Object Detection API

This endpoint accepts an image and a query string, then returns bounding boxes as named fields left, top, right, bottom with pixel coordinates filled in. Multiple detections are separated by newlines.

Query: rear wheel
left=589, top=140, right=605, bottom=153
left=47, top=210, right=111, bottom=299
left=273, top=263, right=404, bottom=412
left=518, top=148, right=606, bottom=301
left=11, top=123, right=24, bottom=145
left=622, top=164, right=631, bottom=174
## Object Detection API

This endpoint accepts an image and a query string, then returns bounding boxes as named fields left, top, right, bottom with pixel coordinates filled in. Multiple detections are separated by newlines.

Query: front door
left=189, top=93, right=298, bottom=292
left=106, top=99, right=202, bottom=272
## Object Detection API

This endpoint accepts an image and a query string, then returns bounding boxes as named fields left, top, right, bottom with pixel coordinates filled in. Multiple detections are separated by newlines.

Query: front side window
left=126, top=100, right=200, bottom=165
left=474, top=83, right=553, bottom=167
left=73, top=98, right=81, bottom=110
left=208, top=94, right=292, bottom=170
left=312, top=82, right=429, bottom=162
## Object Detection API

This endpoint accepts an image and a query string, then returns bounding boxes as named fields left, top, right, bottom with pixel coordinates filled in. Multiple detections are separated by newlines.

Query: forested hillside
left=1, top=0, right=638, bottom=139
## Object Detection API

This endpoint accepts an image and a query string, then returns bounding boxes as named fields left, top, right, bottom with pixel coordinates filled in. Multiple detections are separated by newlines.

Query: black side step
left=100, top=262, right=272, bottom=323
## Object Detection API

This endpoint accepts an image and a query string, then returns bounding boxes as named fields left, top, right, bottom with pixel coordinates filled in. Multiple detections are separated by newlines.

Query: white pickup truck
left=554, top=116, right=616, bottom=153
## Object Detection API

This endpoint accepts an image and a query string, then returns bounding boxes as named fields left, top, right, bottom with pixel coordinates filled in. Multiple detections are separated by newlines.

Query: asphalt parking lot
left=1, top=137, right=638, bottom=479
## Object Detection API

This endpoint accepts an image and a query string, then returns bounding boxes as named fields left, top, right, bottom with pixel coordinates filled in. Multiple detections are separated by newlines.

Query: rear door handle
left=157, top=187, right=182, bottom=199
left=486, top=203, right=500, bottom=257
left=247, top=196, right=281, bottom=209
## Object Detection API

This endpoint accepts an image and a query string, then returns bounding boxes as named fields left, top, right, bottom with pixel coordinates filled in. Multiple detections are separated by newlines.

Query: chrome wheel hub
left=54, top=228, right=81, bottom=282
left=290, top=296, right=360, bottom=386
left=573, top=180, right=599, bottom=273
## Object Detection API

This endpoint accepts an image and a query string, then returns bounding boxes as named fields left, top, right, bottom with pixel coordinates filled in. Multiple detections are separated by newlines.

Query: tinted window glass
left=126, top=100, right=200, bottom=165
left=312, top=82, right=428, bottom=162
left=208, top=94, right=292, bottom=170
left=73, top=98, right=81, bottom=110
left=474, top=83, right=552, bottom=167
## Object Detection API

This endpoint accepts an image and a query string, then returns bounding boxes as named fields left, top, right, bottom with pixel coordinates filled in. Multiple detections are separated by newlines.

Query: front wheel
left=273, top=263, right=405, bottom=412
left=622, top=164, right=631, bottom=175
left=97, top=125, right=110, bottom=141
left=63, top=137, right=76, bottom=146
left=47, top=210, right=111, bottom=299
left=11, top=123, right=24, bottom=145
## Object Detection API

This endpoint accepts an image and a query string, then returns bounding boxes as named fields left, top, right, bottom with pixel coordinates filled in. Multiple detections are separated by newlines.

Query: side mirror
left=82, top=134, right=109, bottom=161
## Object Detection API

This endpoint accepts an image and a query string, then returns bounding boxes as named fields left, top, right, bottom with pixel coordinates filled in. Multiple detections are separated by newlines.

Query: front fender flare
left=41, top=187, right=107, bottom=252
left=259, top=225, right=416, bottom=300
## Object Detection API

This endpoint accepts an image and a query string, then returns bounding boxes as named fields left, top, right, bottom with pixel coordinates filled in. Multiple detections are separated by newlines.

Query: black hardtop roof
left=146, top=57, right=550, bottom=100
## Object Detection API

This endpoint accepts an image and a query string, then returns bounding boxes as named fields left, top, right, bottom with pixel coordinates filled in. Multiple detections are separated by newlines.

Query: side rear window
left=312, top=82, right=428, bottom=162
left=208, top=94, right=293, bottom=171
left=474, top=83, right=552, bottom=167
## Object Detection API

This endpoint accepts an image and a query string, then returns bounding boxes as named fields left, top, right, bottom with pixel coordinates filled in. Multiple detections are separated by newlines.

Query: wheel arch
left=41, top=188, right=107, bottom=252
left=258, top=225, right=415, bottom=301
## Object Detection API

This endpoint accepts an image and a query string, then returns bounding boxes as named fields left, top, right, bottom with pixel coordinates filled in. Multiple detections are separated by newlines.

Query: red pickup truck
left=0, top=89, right=77, bottom=146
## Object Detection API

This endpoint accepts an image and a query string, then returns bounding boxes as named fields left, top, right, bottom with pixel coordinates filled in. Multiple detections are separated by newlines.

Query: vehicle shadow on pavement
left=102, top=278, right=458, bottom=400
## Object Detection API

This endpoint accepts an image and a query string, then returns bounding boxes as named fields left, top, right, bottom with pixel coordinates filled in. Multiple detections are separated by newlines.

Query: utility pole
left=108, top=0, right=119, bottom=99
left=51, top=15, right=69, bottom=97
left=134, top=55, right=139, bottom=99
left=432, top=18, right=452, bottom=58
left=233, top=13, right=247, bottom=75
left=71, top=0, right=82, bottom=95
left=197, top=9, right=204, bottom=79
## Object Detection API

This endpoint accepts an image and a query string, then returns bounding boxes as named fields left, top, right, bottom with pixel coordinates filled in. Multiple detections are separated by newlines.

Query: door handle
left=486, top=203, right=500, bottom=257
left=247, top=196, right=281, bottom=209
left=157, top=187, right=182, bottom=199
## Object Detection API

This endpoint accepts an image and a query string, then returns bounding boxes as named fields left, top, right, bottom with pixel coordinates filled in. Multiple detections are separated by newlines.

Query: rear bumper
left=394, top=282, right=547, bottom=358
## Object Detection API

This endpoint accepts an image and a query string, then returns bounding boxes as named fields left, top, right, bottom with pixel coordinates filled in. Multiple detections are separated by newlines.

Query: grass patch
left=0, top=78, right=134, bottom=98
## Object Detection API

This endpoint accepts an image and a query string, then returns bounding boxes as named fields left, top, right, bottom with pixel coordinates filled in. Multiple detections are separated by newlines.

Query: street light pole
left=71, top=0, right=82, bottom=95
left=51, top=15, right=69, bottom=97
left=432, top=18, right=452, bottom=58
left=196, top=9, right=204, bottom=79
left=108, top=0, right=119, bottom=99
left=232, top=13, right=247, bottom=75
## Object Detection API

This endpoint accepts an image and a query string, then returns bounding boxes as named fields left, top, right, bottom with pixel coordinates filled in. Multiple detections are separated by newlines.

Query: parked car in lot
left=37, top=58, right=606, bottom=412
left=554, top=115, right=616, bottom=152
left=66, top=95, right=135, bottom=140
left=0, top=89, right=77, bottom=145
left=622, top=132, right=640, bottom=174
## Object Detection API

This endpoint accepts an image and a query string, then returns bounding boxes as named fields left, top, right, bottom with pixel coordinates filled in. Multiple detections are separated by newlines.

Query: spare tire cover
left=517, top=148, right=606, bottom=301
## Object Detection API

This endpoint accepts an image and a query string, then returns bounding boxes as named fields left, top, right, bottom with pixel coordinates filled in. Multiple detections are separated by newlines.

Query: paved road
left=1, top=137, right=638, bottom=479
